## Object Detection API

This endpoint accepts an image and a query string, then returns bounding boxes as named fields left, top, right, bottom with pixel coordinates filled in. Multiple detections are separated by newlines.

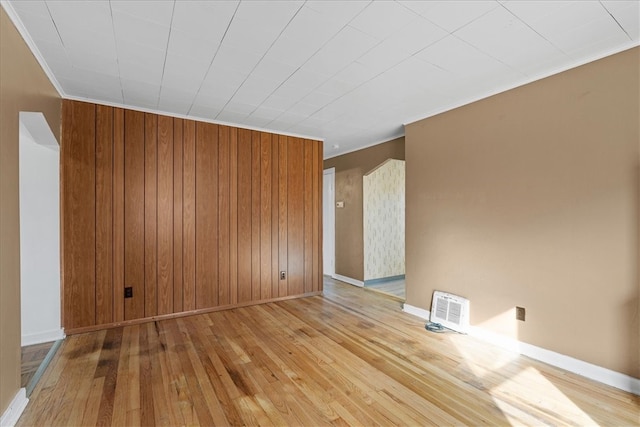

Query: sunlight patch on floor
left=491, top=366, right=598, bottom=426
left=450, top=335, right=598, bottom=426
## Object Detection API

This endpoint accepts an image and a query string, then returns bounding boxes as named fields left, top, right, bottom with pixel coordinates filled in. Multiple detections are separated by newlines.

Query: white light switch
left=336, top=201, right=345, bottom=208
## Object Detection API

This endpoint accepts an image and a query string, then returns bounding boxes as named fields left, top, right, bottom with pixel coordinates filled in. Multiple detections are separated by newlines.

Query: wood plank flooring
left=365, top=278, right=406, bottom=300
left=21, top=341, right=55, bottom=388
left=18, top=278, right=639, bottom=426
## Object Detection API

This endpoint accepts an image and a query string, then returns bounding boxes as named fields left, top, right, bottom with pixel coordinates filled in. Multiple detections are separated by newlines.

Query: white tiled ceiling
left=3, top=0, right=638, bottom=157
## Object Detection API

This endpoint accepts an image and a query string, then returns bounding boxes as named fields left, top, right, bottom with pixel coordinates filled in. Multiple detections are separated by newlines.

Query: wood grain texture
left=173, top=118, right=184, bottom=313
left=271, top=135, right=279, bottom=299
left=278, top=135, right=288, bottom=298
left=260, top=132, right=272, bottom=300
left=95, top=104, right=113, bottom=325
left=237, top=129, right=252, bottom=303
left=144, top=114, right=158, bottom=317
left=287, top=137, right=304, bottom=296
left=229, top=128, right=238, bottom=305
left=124, top=109, right=145, bottom=321
left=62, top=100, right=96, bottom=329
left=251, top=131, right=261, bottom=301
left=183, top=120, right=196, bottom=311
left=62, top=102, right=322, bottom=330
left=157, top=115, right=174, bottom=315
left=313, top=140, right=322, bottom=293
left=303, top=141, right=313, bottom=294
left=22, top=279, right=640, bottom=427
left=218, top=125, right=230, bottom=306
left=195, top=122, right=219, bottom=309
left=113, top=108, right=125, bottom=322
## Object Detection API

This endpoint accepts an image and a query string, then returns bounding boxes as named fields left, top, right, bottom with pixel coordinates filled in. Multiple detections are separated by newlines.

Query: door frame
left=323, top=167, right=335, bottom=277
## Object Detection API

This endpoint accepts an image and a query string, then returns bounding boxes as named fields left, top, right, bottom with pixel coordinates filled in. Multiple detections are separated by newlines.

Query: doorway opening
left=19, top=112, right=64, bottom=396
left=323, top=168, right=335, bottom=278
left=363, top=159, right=405, bottom=300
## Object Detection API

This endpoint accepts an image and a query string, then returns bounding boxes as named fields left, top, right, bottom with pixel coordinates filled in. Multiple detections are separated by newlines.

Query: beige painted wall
left=0, top=7, right=61, bottom=414
left=405, top=47, right=639, bottom=378
left=324, top=138, right=405, bottom=281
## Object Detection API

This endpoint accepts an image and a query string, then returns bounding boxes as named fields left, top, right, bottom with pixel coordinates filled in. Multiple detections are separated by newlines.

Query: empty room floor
left=365, top=277, right=406, bottom=300
left=21, top=341, right=55, bottom=389
left=18, top=279, right=639, bottom=426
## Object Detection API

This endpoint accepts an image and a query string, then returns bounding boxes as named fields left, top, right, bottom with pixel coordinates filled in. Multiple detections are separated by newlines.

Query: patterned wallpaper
left=363, top=159, right=405, bottom=281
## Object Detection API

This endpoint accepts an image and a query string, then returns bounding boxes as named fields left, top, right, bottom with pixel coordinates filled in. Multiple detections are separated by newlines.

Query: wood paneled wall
left=62, top=100, right=323, bottom=333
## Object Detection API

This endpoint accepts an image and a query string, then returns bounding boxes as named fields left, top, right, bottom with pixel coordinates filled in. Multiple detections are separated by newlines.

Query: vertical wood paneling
left=278, top=135, right=288, bottom=297
left=271, top=135, right=279, bottom=298
left=157, top=115, right=174, bottom=315
left=63, top=101, right=324, bottom=331
left=145, top=114, right=158, bottom=317
left=96, top=105, right=113, bottom=325
left=173, top=119, right=184, bottom=313
left=309, top=141, right=322, bottom=292
left=195, top=123, right=219, bottom=309
left=260, top=133, right=272, bottom=300
left=287, top=137, right=304, bottom=295
left=63, top=100, right=96, bottom=329
left=237, top=129, right=252, bottom=303
left=251, top=131, right=261, bottom=300
left=113, top=108, right=125, bottom=322
left=303, top=141, right=313, bottom=294
left=124, top=109, right=145, bottom=321
left=218, top=126, right=230, bottom=306
left=229, top=128, right=238, bottom=305
left=183, top=120, right=196, bottom=311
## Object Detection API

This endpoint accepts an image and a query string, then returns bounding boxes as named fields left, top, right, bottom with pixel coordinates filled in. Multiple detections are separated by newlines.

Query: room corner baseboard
left=0, top=388, right=28, bottom=427
left=402, top=303, right=431, bottom=320
left=21, top=328, right=65, bottom=346
left=402, top=303, right=640, bottom=396
left=364, top=274, right=405, bottom=286
left=333, top=274, right=364, bottom=287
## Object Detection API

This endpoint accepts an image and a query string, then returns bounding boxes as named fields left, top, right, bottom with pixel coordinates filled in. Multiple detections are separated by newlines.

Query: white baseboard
left=402, top=304, right=640, bottom=396
left=333, top=274, right=364, bottom=287
left=21, top=328, right=65, bottom=346
left=0, top=388, right=28, bottom=427
left=403, top=303, right=432, bottom=320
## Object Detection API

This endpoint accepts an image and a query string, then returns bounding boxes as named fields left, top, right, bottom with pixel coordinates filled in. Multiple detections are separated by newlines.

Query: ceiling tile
left=304, top=26, right=379, bottom=76
left=171, top=1, right=238, bottom=43
left=166, top=29, right=219, bottom=66
left=454, top=6, right=565, bottom=72
left=46, top=0, right=113, bottom=34
left=161, top=54, right=209, bottom=93
left=266, top=5, right=343, bottom=68
left=602, top=0, right=640, bottom=41
left=11, top=9, right=60, bottom=43
left=231, top=75, right=281, bottom=106
left=400, top=1, right=500, bottom=33
left=7, top=0, right=635, bottom=157
left=110, top=1, right=174, bottom=27
left=113, top=11, right=171, bottom=52
left=304, top=1, right=370, bottom=29
left=348, top=1, right=416, bottom=40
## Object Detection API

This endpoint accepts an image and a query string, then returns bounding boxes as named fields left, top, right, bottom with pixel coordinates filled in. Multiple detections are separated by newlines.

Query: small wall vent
left=430, top=291, right=470, bottom=334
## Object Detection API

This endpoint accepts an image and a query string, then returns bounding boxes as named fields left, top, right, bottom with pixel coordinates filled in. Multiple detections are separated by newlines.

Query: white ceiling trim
left=2, top=0, right=322, bottom=142
left=401, top=39, right=639, bottom=127
left=1, top=0, right=64, bottom=96
left=3, top=0, right=638, bottom=159
left=64, top=93, right=324, bottom=141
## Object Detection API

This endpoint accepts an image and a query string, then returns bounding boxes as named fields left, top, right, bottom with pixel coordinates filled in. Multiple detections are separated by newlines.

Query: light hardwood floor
left=365, top=278, right=406, bottom=300
left=18, top=278, right=639, bottom=426
left=21, top=341, right=55, bottom=389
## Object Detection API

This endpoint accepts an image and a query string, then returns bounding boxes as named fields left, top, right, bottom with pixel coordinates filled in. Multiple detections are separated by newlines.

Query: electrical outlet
left=516, top=306, right=525, bottom=321
left=124, top=287, right=133, bottom=298
left=280, top=271, right=286, bottom=280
